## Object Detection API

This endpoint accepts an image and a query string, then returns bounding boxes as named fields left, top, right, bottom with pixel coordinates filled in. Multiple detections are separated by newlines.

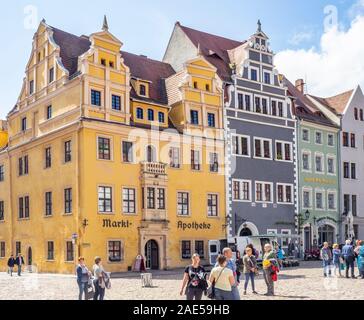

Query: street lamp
left=305, top=210, right=311, bottom=220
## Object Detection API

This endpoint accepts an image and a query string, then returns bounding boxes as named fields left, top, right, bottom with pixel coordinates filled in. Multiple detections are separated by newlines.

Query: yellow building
left=0, top=18, right=226, bottom=273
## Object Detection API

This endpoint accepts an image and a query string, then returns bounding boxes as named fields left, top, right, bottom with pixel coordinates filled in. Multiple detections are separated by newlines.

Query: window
left=352, top=195, right=357, bottom=216
left=91, top=90, right=101, bottom=106
left=0, top=201, right=4, bottom=221
left=47, top=241, right=54, bottom=260
left=19, top=196, right=30, bottom=219
left=147, top=187, right=155, bottom=209
left=209, top=153, right=219, bottom=173
left=158, top=112, right=165, bottom=123
left=328, top=193, right=336, bottom=210
left=205, top=84, right=210, bottom=92
left=108, top=241, right=122, bottom=262
left=361, top=109, right=364, bottom=121
left=276, top=142, right=292, bottom=161
left=181, top=241, right=192, bottom=259
left=24, top=156, right=29, bottom=175
left=139, top=84, right=146, bottom=96
left=207, top=194, right=218, bottom=217
left=46, top=105, right=52, bottom=120
left=233, top=180, right=251, bottom=201
left=0, top=165, right=4, bottom=182
left=193, top=82, right=198, bottom=89
left=122, top=188, right=136, bottom=214
left=64, top=188, right=72, bottom=214
left=101, top=59, right=106, bottom=66
left=354, top=108, right=359, bottom=120
left=66, top=241, right=74, bottom=262
left=195, top=241, right=205, bottom=259
left=351, top=163, right=356, bottom=179
left=109, top=61, right=114, bottom=68
left=264, top=72, right=271, bottom=84
left=98, top=186, right=112, bottom=213
left=302, top=129, right=310, bottom=142
left=29, top=80, right=34, bottom=95
left=302, top=153, right=310, bottom=171
left=207, top=113, right=216, bottom=127
left=255, top=97, right=261, bottom=113
left=64, top=141, right=72, bottom=163
left=111, top=95, right=121, bottom=111
left=316, top=192, right=324, bottom=210
left=98, top=137, right=111, bottom=160
left=343, top=132, right=349, bottom=147
left=277, top=184, right=293, bottom=204
left=315, top=131, right=323, bottom=144
left=122, top=142, right=134, bottom=163
left=303, top=190, right=311, bottom=209
left=254, top=138, right=271, bottom=159
left=191, top=150, right=201, bottom=171
left=328, top=134, right=334, bottom=147
left=244, top=95, right=251, bottom=111
left=327, top=157, right=335, bottom=174
left=49, top=67, right=54, bottom=83
left=157, top=188, right=166, bottom=210
left=177, top=192, right=189, bottom=216
left=45, top=192, right=52, bottom=216
left=0, top=242, right=5, bottom=258
left=232, top=135, right=250, bottom=157
left=351, top=133, right=356, bottom=148
left=278, top=102, right=284, bottom=117
left=136, top=108, right=144, bottom=119
left=315, top=155, right=323, bottom=173
left=146, top=145, right=156, bottom=162
left=255, top=182, right=272, bottom=203
left=16, top=242, right=21, bottom=256
left=190, top=110, right=199, bottom=125
left=250, top=68, right=258, bottom=81
left=45, top=147, right=52, bottom=169
left=262, top=98, right=268, bottom=114
left=21, top=117, right=27, bottom=132
left=344, top=194, right=350, bottom=214
left=238, top=94, right=244, bottom=110
left=148, top=109, right=154, bottom=121
left=19, top=156, right=29, bottom=176
left=344, top=162, right=350, bottom=179
left=271, top=100, right=277, bottom=116
left=169, top=147, right=180, bottom=168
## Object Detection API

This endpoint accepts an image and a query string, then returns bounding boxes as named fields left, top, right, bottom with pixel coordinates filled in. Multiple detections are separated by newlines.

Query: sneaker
left=253, top=291, right=258, bottom=295
left=244, top=291, right=247, bottom=295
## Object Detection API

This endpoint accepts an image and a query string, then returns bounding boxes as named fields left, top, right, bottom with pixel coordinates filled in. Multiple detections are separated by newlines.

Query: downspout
left=337, top=116, right=343, bottom=243
left=6, top=148, right=14, bottom=257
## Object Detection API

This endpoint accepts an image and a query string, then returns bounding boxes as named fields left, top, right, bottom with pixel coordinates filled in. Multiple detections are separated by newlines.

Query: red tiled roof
left=310, top=90, right=354, bottom=115
left=178, top=23, right=244, bottom=81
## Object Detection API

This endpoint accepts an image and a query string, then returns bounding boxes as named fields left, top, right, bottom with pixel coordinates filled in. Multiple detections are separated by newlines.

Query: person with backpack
left=320, top=242, right=333, bottom=277
left=342, top=239, right=356, bottom=279
left=209, top=255, right=235, bottom=300
left=180, top=253, right=208, bottom=300
left=243, top=246, right=258, bottom=295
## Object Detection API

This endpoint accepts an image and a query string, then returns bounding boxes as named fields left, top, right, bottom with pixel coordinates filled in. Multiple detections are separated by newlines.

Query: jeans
left=186, top=288, right=204, bottom=301
left=345, top=258, right=355, bottom=278
left=8, top=267, right=13, bottom=276
left=263, top=269, right=274, bottom=295
left=17, top=265, right=22, bottom=276
left=323, top=260, right=332, bottom=276
left=332, top=262, right=342, bottom=277
left=244, top=272, right=255, bottom=292
left=215, top=288, right=233, bottom=300
left=93, top=279, right=105, bottom=300
left=78, top=281, right=88, bottom=300
left=231, top=285, right=241, bottom=300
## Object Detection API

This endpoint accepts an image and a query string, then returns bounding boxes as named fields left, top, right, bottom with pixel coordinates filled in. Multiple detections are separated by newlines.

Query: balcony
left=141, top=162, right=167, bottom=176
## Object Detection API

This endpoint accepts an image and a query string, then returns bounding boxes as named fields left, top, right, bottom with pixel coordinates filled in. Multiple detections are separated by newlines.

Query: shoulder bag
left=207, top=267, right=226, bottom=300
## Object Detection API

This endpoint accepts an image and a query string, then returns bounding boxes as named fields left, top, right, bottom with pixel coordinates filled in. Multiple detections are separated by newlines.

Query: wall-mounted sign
left=103, top=219, right=132, bottom=228
left=177, top=221, right=212, bottom=231
left=304, top=177, right=336, bottom=185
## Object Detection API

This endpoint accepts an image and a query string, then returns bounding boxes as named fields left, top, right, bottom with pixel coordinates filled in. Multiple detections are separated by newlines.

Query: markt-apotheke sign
left=102, top=219, right=132, bottom=228
left=177, top=221, right=212, bottom=231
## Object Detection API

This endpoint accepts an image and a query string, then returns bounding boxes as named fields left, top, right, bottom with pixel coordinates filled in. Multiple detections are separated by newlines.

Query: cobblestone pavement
left=0, top=261, right=363, bottom=300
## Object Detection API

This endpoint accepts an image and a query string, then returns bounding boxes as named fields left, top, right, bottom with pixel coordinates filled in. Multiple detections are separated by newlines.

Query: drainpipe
left=337, top=117, right=343, bottom=243
left=6, top=148, right=14, bottom=257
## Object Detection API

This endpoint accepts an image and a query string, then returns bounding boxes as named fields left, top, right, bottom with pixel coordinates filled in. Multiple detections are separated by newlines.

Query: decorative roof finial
left=102, top=15, right=109, bottom=31
left=257, top=19, right=262, bottom=33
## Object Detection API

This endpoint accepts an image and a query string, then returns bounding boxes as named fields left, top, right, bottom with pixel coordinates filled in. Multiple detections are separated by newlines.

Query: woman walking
left=243, top=247, right=258, bottom=295
left=320, top=242, right=333, bottom=277
left=332, top=244, right=342, bottom=278
left=180, top=253, right=208, bottom=300
left=209, top=255, right=235, bottom=300
left=76, top=257, right=91, bottom=300
left=357, top=241, right=364, bottom=279
left=93, top=257, right=107, bottom=300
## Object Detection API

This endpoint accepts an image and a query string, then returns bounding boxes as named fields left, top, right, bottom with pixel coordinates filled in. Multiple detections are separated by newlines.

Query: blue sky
left=0, top=0, right=360, bottom=119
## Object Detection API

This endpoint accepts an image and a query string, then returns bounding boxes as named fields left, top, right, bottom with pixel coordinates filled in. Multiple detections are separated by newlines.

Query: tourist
left=357, top=241, right=364, bottom=279
left=276, top=246, right=285, bottom=270
left=76, top=257, right=92, bottom=300
left=7, top=254, right=15, bottom=277
left=210, top=255, right=235, bottom=300
left=217, top=248, right=240, bottom=300
left=262, top=244, right=276, bottom=296
left=243, top=246, right=258, bottom=295
left=180, top=253, right=208, bottom=300
left=246, top=243, right=260, bottom=259
left=320, top=242, right=333, bottom=277
left=342, top=240, right=356, bottom=279
left=332, top=244, right=343, bottom=277
left=355, top=240, right=362, bottom=276
left=15, top=253, right=25, bottom=276
left=93, top=257, right=107, bottom=300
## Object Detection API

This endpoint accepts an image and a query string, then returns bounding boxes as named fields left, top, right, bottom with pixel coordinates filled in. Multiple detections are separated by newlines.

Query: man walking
left=342, top=240, right=356, bottom=279
left=7, top=255, right=15, bottom=277
left=216, top=248, right=240, bottom=300
left=263, top=244, right=276, bottom=296
left=15, top=253, right=25, bottom=276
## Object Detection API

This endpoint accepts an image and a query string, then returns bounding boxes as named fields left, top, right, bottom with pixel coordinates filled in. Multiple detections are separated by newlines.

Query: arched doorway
left=145, top=240, right=159, bottom=270
left=240, top=228, right=253, bottom=237
left=27, top=247, right=32, bottom=266
left=318, top=225, right=335, bottom=246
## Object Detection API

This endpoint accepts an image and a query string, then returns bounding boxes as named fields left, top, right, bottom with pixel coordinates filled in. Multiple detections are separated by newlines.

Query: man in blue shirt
left=342, top=239, right=356, bottom=279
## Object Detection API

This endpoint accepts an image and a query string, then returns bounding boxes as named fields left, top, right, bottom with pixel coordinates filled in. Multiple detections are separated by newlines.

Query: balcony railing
left=141, top=162, right=167, bottom=175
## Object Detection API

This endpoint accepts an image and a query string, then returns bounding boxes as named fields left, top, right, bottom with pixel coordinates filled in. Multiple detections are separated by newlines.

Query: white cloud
left=275, top=15, right=364, bottom=97
left=289, top=31, right=313, bottom=46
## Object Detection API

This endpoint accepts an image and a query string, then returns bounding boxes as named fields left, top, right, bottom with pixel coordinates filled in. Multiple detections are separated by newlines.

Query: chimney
left=295, top=79, right=305, bottom=94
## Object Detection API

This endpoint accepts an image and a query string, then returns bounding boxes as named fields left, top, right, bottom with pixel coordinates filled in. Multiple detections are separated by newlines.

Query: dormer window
left=136, top=108, right=144, bottom=120
left=139, top=84, right=146, bottom=96
left=193, top=82, right=198, bottom=89
left=21, top=117, right=27, bottom=132
left=109, top=61, right=114, bottom=68
left=49, top=67, right=54, bottom=83
left=354, top=108, right=358, bottom=120
left=205, top=84, right=210, bottom=92
left=263, top=72, right=271, bottom=85
left=250, top=68, right=258, bottom=81
left=148, top=109, right=154, bottom=121
left=101, top=59, right=106, bottom=66
left=29, top=80, right=34, bottom=95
